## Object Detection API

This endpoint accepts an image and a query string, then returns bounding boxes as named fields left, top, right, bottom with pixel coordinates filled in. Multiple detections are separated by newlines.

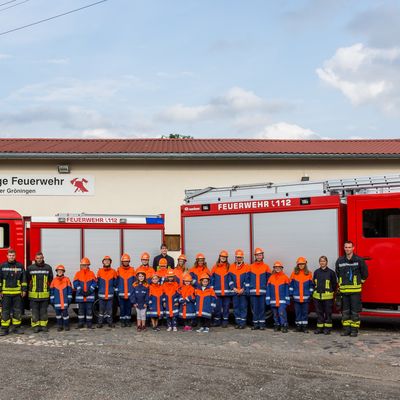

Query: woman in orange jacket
left=189, top=253, right=210, bottom=288
left=175, top=254, right=187, bottom=286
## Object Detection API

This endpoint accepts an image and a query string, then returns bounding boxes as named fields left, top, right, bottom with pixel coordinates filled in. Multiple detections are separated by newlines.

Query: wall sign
left=0, top=175, right=95, bottom=196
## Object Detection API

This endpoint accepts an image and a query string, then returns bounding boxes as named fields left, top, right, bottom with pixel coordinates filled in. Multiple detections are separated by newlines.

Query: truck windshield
left=363, top=209, right=400, bottom=238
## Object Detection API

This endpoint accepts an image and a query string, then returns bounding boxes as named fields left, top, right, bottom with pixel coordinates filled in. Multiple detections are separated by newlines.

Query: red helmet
left=235, top=249, right=244, bottom=258
left=296, top=256, right=307, bottom=264
left=80, top=257, right=91, bottom=265
left=178, top=254, right=187, bottom=261
left=219, top=250, right=229, bottom=257
left=121, top=253, right=130, bottom=262
left=183, top=273, right=192, bottom=282
left=158, top=258, right=168, bottom=267
left=273, top=261, right=283, bottom=268
left=196, top=253, right=205, bottom=260
left=55, top=265, right=65, bottom=272
left=140, top=252, right=150, bottom=260
left=254, top=247, right=264, bottom=255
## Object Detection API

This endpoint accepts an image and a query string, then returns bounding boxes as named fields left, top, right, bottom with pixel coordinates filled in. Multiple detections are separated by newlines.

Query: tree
left=161, top=134, right=194, bottom=139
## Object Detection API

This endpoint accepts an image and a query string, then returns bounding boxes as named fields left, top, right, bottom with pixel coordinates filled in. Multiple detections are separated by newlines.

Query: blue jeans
left=232, top=294, right=248, bottom=326
left=78, top=302, right=93, bottom=326
left=272, top=304, right=288, bottom=327
left=294, top=301, right=309, bottom=325
left=250, top=295, right=266, bottom=327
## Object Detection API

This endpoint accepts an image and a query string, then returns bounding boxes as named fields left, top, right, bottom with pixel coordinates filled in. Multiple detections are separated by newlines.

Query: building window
left=363, top=209, right=400, bottom=238
left=0, top=224, right=10, bottom=248
left=164, top=234, right=181, bottom=251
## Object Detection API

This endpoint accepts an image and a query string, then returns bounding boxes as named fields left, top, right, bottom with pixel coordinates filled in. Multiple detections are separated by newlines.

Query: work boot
left=341, top=327, right=351, bottom=336
left=0, top=329, right=9, bottom=336
left=13, top=326, right=23, bottom=335
left=273, top=325, right=281, bottom=332
left=323, top=328, right=331, bottom=335
left=314, top=328, right=323, bottom=334
left=281, top=326, right=288, bottom=333
left=42, top=326, right=49, bottom=333
left=350, top=328, right=358, bottom=337
left=33, top=326, right=41, bottom=333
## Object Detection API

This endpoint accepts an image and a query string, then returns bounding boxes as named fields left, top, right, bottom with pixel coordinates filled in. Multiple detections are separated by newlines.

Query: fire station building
left=0, top=138, right=399, bottom=252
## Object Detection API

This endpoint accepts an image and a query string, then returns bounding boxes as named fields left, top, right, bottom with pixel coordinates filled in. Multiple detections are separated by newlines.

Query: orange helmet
left=235, top=249, right=244, bottom=258
left=199, top=273, right=210, bottom=282
left=296, top=256, right=307, bottom=264
left=219, top=250, right=229, bottom=257
left=80, top=257, right=91, bottom=265
left=102, top=255, right=112, bottom=262
left=121, top=253, right=130, bottom=262
left=136, top=267, right=147, bottom=277
left=178, top=254, right=187, bottom=261
left=55, top=265, right=65, bottom=272
left=183, top=273, right=192, bottom=282
left=140, top=252, right=150, bottom=260
left=273, top=261, right=283, bottom=268
left=167, top=270, right=175, bottom=278
left=254, top=247, right=264, bottom=255
left=158, top=258, right=168, bottom=267
left=151, top=272, right=160, bottom=279
left=196, top=253, right=205, bottom=260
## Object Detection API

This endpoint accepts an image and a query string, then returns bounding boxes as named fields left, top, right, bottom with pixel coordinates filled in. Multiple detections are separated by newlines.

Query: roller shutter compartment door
left=183, top=214, right=251, bottom=265
left=84, top=229, right=121, bottom=269
left=41, top=229, right=81, bottom=276
left=123, top=229, right=163, bottom=265
left=252, top=209, right=339, bottom=272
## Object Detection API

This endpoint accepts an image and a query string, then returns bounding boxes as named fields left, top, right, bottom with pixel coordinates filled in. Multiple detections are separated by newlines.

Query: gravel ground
left=0, top=316, right=399, bottom=400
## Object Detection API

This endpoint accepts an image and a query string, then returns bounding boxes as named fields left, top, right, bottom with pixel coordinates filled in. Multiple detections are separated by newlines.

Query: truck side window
left=363, top=209, right=400, bottom=238
left=0, top=224, right=10, bottom=248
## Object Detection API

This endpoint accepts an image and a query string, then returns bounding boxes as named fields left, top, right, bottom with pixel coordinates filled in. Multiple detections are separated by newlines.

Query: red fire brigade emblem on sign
left=70, top=178, right=89, bottom=193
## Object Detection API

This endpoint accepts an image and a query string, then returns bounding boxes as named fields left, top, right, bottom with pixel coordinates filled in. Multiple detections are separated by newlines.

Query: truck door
left=347, top=194, right=400, bottom=305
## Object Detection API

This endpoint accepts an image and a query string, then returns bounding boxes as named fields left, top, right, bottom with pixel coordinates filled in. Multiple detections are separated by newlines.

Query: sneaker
left=97, top=324, right=103, bottom=329
left=173, top=327, right=178, bottom=332
left=203, top=327, right=209, bottom=333
left=64, top=326, right=70, bottom=332
left=221, top=322, right=228, bottom=328
left=251, top=325, right=260, bottom=330
left=234, top=325, right=240, bottom=329
left=127, top=322, right=132, bottom=327
left=314, top=328, right=323, bottom=334
left=152, top=327, right=158, bottom=332
left=295, top=325, right=302, bottom=332
left=108, top=323, right=115, bottom=328
left=166, top=327, right=172, bottom=332
left=238, top=325, right=245, bottom=329
left=259, top=326, right=266, bottom=331
left=196, top=327, right=204, bottom=333
left=137, top=326, right=142, bottom=331
left=57, top=327, right=63, bottom=332
left=281, top=326, right=288, bottom=333
left=303, top=325, right=309, bottom=333
left=76, top=323, right=84, bottom=329
left=186, top=326, right=192, bottom=331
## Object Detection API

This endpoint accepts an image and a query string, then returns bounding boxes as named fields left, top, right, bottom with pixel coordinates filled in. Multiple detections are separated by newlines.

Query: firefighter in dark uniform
left=27, top=252, right=53, bottom=332
left=0, top=248, right=27, bottom=335
left=335, top=241, right=368, bottom=337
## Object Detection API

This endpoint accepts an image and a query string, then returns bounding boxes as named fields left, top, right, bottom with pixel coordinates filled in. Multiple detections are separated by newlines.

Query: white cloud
left=316, top=43, right=400, bottom=109
left=256, top=122, right=321, bottom=140
left=158, top=87, right=289, bottom=123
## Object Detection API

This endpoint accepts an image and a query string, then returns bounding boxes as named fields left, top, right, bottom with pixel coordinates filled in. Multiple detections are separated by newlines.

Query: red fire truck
left=0, top=211, right=165, bottom=277
left=181, top=175, right=400, bottom=318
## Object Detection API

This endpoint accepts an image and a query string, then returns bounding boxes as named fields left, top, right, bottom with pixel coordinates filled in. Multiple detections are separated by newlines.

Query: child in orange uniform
left=147, top=273, right=164, bottom=331
left=179, top=273, right=196, bottom=331
left=195, top=274, right=217, bottom=333
left=290, top=257, right=314, bottom=333
left=266, top=261, right=290, bottom=333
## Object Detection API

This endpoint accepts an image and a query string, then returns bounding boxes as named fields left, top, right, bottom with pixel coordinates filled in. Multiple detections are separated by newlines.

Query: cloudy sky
left=0, top=0, right=399, bottom=140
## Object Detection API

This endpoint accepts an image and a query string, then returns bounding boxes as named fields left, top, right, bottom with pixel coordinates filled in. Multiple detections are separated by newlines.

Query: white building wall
left=0, top=159, right=399, bottom=236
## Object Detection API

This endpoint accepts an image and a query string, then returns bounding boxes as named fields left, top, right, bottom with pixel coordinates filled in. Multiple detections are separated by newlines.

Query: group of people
left=0, top=241, right=368, bottom=337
